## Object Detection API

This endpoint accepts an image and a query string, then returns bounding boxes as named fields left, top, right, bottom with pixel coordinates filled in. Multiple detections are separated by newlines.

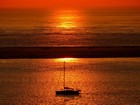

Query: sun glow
left=56, top=11, right=79, bottom=29
left=59, top=21, right=76, bottom=29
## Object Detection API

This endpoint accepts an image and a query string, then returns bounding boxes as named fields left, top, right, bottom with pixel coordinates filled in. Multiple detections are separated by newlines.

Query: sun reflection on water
left=55, top=57, right=78, bottom=62
left=56, top=10, right=80, bottom=29
left=42, top=10, right=86, bottom=46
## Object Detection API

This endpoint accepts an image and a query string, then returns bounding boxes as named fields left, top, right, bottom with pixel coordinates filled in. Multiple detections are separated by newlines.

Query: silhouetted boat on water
left=56, top=61, right=81, bottom=95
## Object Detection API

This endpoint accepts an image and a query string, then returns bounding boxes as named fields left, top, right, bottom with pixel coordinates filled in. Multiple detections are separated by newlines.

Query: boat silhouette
left=56, top=61, right=81, bottom=95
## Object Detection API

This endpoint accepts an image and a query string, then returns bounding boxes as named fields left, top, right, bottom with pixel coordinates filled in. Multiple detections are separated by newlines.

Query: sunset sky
left=1, top=0, right=140, bottom=9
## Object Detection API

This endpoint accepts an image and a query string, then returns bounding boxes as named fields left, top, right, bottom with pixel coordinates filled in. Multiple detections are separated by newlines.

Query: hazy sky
left=1, top=0, right=140, bottom=9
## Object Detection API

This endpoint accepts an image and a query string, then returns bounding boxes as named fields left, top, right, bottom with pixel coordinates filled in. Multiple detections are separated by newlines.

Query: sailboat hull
left=56, top=90, right=80, bottom=95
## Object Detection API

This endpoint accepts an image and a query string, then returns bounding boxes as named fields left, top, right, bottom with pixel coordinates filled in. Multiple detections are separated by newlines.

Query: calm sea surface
left=0, top=58, right=140, bottom=105
left=0, top=9, right=140, bottom=105
left=0, top=9, right=140, bottom=47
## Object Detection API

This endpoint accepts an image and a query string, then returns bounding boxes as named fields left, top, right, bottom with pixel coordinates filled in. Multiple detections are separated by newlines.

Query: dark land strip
left=0, top=46, right=140, bottom=58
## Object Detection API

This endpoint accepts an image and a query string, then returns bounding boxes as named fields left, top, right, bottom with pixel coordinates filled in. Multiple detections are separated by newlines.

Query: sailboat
left=56, top=61, right=81, bottom=95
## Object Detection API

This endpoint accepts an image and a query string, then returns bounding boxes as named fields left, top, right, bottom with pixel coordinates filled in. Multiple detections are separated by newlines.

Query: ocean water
left=0, top=9, right=140, bottom=47
left=0, top=58, right=140, bottom=105
left=0, top=9, right=140, bottom=105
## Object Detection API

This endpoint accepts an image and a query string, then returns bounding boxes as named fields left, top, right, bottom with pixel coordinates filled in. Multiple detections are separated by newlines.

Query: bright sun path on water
left=56, top=10, right=80, bottom=29
left=55, top=58, right=78, bottom=62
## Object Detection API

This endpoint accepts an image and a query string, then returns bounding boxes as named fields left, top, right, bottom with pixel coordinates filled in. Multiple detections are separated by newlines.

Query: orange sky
left=1, top=0, right=140, bottom=9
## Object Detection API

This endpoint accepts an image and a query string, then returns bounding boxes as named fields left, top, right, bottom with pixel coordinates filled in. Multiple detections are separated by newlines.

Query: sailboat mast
left=64, top=61, right=65, bottom=89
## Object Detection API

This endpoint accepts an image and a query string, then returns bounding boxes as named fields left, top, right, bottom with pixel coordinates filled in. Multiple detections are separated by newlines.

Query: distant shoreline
left=0, top=46, right=139, bottom=58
